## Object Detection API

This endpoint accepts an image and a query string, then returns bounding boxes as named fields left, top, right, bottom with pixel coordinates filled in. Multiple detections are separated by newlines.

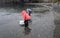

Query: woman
left=21, top=10, right=31, bottom=30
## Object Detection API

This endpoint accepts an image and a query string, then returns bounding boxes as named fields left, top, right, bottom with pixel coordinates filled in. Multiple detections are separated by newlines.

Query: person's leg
left=24, top=20, right=31, bottom=30
left=24, top=20, right=28, bottom=30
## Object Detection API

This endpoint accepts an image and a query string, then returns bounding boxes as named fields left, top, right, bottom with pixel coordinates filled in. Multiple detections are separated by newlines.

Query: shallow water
left=0, top=6, right=56, bottom=38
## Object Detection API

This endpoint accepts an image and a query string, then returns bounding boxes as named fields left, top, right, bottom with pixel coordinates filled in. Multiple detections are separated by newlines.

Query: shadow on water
left=20, top=24, right=25, bottom=27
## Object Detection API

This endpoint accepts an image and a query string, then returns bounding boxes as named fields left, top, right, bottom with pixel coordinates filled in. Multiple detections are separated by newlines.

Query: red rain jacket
left=22, top=10, right=31, bottom=20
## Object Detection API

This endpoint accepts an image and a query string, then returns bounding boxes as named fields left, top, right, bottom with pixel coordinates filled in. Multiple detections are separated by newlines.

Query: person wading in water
left=21, top=9, right=31, bottom=30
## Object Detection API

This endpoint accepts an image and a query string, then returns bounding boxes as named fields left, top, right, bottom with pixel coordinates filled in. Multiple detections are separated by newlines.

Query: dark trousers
left=24, top=20, right=29, bottom=27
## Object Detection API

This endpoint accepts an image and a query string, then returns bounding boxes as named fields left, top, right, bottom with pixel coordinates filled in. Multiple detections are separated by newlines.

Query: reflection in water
left=54, top=19, right=60, bottom=38
left=24, top=27, right=31, bottom=35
